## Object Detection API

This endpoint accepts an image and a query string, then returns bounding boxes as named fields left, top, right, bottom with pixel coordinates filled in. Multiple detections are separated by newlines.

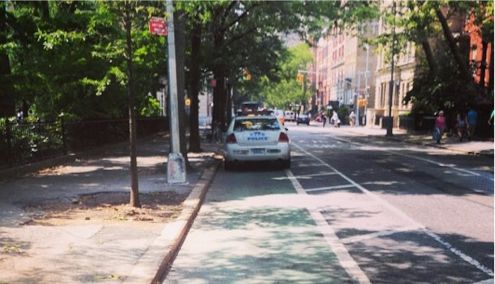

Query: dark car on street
left=297, top=114, right=310, bottom=125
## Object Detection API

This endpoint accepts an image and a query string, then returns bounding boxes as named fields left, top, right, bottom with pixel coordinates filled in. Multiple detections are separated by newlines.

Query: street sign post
left=165, top=3, right=185, bottom=184
left=148, top=17, right=167, bottom=36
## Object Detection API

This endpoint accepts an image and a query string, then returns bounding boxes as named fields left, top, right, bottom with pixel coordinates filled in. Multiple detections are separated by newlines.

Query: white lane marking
left=290, top=163, right=327, bottom=168
left=293, top=143, right=425, bottom=228
left=308, top=144, right=339, bottom=148
left=332, top=136, right=483, bottom=177
left=305, top=184, right=355, bottom=192
left=340, top=227, right=422, bottom=245
left=285, top=169, right=371, bottom=284
left=292, top=142, right=495, bottom=278
left=291, top=172, right=339, bottom=178
left=424, top=230, right=494, bottom=277
left=389, top=150, right=483, bottom=177
left=473, top=279, right=495, bottom=284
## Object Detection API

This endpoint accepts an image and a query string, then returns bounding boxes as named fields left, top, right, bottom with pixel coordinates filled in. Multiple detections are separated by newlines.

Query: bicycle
left=211, top=122, right=224, bottom=144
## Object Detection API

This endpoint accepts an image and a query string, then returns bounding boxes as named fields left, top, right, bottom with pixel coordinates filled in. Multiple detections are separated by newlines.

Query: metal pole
left=386, top=1, right=396, bottom=137
left=356, top=72, right=361, bottom=126
left=364, top=44, right=370, bottom=126
left=166, top=0, right=186, bottom=183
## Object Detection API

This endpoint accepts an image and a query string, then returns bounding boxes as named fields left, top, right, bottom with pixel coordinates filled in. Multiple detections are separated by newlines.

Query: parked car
left=237, top=101, right=262, bottom=115
left=272, top=109, right=285, bottom=125
left=223, top=114, right=291, bottom=170
left=284, top=110, right=295, bottom=122
left=296, top=114, right=310, bottom=125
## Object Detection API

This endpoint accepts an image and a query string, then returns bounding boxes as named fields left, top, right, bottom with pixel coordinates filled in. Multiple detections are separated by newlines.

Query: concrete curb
left=122, top=160, right=221, bottom=284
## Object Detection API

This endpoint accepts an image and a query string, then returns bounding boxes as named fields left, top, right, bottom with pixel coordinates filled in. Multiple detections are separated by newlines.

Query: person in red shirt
left=434, top=110, right=446, bottom=144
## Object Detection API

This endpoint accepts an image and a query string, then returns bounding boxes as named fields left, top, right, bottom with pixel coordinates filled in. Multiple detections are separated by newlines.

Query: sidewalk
left=336, top=125, right=494, bottom=157
left=0, top=127, right=492, bottom=284
left=0, top=134, right=223, bottom=284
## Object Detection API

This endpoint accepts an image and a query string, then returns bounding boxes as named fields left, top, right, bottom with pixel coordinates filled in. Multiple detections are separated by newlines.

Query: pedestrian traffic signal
left=242, top=71, right=251, bottom=81
left=296, top=73, right=304, bottom=84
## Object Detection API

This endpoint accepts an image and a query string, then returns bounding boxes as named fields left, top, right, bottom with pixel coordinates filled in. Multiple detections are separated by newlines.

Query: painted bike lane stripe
left=285, top=169, right=372, bottom=284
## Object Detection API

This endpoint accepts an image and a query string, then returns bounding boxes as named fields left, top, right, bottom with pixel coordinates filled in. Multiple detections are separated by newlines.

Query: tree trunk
left=124, top=2, right=140, bottom=208
left=0, top=3, right=14, bottom=117
left=479, top=39, right=488, bottom=90
left=435, top=8, right=472, bottom=82
left=489, top=43, right=494, bottom=95
left=213, top=73, right=226, bottom=128
left=226, top=81, right=232, bottom=125
left=421, top=40, right=436, bottom=77
left=188, top=21, right=202, bottom=152
left=413, top=2, right=436, bottom=77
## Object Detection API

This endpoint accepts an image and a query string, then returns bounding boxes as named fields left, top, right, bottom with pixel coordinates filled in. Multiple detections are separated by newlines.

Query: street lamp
left=386, top=1, right=396, bottom=137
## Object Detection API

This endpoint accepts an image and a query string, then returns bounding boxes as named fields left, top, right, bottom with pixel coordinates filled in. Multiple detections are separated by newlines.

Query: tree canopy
left=261, top=42, right=314, bottom=110
left=1, top=1, right=492, bottom=125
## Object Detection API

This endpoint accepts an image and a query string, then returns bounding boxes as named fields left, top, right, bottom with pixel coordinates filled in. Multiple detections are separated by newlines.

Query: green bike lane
left=163, top=167, right=357, bottom=284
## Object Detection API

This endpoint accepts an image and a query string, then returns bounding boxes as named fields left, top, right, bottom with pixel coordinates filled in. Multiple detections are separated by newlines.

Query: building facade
left=310, top=20, right=381, bottom=126
left=308, top=2, right=491, bottom=128
left=373, top=1, right=415, bottom=128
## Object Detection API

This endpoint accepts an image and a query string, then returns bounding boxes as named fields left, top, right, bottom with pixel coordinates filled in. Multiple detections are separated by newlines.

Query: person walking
left=331, top=111, right=341, bottom=128
left=349, top=111, right=356, bottom=127
left=321, top=112, right=327, bottom=127
left=456, top=111, right=468, bottom=142
left=466, top=107, right=478, bottom=141
left=434, top=110, right=446, bottom=144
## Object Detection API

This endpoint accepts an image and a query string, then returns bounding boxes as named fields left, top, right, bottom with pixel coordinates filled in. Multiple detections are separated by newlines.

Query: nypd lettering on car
left=247, top=132, right=268, bottom=141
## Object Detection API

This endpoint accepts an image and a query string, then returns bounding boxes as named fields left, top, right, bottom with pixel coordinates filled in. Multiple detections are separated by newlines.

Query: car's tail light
left=226, top=133, right=237, bottom=144
left=278, top=132, right=289, bottom=143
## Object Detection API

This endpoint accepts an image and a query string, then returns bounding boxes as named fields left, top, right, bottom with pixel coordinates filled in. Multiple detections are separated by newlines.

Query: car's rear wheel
left=281, top=158, right=291, bottom=169
left=224, top=160, right=235, bottom=171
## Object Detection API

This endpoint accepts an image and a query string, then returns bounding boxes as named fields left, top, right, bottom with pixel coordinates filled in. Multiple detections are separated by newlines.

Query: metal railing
left=0, top=117, right=168, bottom=169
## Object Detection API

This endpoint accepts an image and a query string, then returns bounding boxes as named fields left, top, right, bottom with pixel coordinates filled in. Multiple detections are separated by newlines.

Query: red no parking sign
left=148, top=17, right=167, bottom=36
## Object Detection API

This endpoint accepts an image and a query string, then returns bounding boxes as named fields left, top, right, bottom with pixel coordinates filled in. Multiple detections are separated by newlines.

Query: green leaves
left=262, top=42, right=313, bottom=109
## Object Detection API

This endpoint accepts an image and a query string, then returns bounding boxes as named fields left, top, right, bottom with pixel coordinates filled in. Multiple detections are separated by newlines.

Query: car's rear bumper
left=224, top=144, right=290, bottom=162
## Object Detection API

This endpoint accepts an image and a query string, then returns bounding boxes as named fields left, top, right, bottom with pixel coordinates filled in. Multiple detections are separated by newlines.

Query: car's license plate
left=251, top=148, right=265, bottom=155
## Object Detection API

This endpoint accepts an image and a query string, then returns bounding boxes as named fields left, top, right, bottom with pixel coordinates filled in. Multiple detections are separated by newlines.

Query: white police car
left=223, top=114, right=291, bottom=170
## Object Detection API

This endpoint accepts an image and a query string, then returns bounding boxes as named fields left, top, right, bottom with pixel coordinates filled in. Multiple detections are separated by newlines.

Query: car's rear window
left=234, top=118, right=280, bottom=131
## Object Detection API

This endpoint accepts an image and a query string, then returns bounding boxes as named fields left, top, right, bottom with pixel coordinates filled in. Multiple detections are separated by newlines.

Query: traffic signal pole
left=356, top=73, right=361, bottom=126
left=166, top=0, right=186, bottom=183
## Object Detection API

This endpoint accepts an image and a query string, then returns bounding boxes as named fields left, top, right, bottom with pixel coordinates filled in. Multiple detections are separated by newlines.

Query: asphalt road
left=164, top=124, right=494, bottom=284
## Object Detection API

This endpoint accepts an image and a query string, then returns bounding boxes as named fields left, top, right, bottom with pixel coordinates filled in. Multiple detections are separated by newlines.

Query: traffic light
left=242, top=71, right=251, bottom=81
left=296, top=73, right=304, bottom=84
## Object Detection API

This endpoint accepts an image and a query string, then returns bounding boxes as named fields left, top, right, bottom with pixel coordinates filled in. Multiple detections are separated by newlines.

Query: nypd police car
left=223, top=114, right=291, bottom=170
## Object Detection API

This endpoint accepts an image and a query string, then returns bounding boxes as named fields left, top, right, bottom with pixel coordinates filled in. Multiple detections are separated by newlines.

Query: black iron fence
left=0, top=117, right=168, bottom=169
